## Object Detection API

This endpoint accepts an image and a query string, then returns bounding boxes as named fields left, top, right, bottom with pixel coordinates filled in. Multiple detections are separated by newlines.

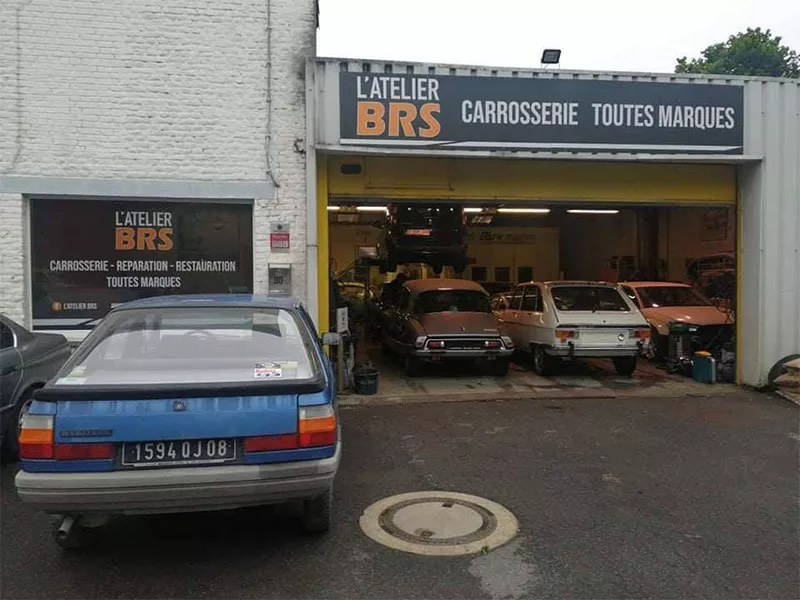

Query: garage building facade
left=308, top=58, right=799, bottom=388
left=0, top=0, right=317, bottom=339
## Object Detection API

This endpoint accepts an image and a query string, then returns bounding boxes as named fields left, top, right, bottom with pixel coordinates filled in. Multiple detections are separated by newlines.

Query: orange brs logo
left=355, top=76, right=441, bottom=139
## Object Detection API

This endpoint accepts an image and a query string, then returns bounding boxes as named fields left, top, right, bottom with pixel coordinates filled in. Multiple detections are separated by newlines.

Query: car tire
left=533, top=346, right=557, bottom=376
left=1, top=393, right=35, bottom=463
left=404, top=356, right=422, bottom=378
left=300, top=488, right=333, bottom=535
left=613, top=357, right=638, bottom=376
left=490, top=359, right=510, bottom=377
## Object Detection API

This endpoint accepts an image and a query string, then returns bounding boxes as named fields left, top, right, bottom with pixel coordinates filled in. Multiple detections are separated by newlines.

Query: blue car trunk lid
left=53, top=395, right=298, bottom=443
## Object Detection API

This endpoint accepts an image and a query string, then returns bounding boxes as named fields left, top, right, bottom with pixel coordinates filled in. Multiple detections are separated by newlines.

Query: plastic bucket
left=353, top=367, right=379, bottom=395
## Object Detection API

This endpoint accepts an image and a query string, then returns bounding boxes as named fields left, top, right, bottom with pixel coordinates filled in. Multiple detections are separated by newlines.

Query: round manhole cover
left=359, top=491, right=518, bottom=556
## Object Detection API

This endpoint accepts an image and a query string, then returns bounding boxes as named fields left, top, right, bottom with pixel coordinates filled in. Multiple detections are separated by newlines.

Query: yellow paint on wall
left=317, top=157, right=330, bottom=334
left=328, top=156, right=736, bottom=204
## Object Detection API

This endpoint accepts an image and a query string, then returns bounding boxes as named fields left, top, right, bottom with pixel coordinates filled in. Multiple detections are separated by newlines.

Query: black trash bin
left=352, top=367, right=379, bottom=395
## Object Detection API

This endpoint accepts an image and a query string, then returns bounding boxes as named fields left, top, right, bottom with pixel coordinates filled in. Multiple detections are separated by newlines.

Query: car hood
left=415, top=312, right=501, bottom=336
left=642, top=305, right=732, bottom=328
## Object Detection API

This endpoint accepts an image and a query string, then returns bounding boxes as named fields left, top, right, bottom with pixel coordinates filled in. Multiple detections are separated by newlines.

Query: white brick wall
left=0, top=0, right=316, bottom=325
left=0, top=193, right=26, bottom=323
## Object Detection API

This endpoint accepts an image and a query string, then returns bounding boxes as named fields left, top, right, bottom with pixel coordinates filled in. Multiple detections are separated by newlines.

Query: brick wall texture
left=0, top=0, right=316, bottom=324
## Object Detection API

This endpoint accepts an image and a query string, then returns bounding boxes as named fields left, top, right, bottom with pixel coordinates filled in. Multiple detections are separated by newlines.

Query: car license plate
left=121, top=439, right=236, bottom=467
left=405, top=228, right=431, bottom=236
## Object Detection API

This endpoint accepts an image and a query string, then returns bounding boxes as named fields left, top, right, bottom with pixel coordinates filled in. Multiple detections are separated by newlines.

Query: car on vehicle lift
left=1, top=314, right=71, bottom=462
left=379, top=279, right=515, bottom=377
left=496, top=281, right=651, bottom=376
left=619, top=281, right=734, bottom=360
left=15, top=295, right=341, bottom=549
left=377, top=203, right=468, bottom=275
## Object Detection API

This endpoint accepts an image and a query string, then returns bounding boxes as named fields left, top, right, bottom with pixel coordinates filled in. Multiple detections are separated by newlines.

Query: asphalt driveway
left=1, top=391, right=798, bottom=599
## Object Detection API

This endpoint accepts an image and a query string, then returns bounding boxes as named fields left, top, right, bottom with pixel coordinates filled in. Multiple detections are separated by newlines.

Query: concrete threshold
left=339, top=383, right=741, bottom=408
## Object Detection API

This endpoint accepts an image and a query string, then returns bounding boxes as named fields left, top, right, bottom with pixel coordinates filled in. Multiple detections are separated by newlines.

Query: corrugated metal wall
left=739, top=79, right=800, bottom=385
left=313, top=58, right=800, bottom=386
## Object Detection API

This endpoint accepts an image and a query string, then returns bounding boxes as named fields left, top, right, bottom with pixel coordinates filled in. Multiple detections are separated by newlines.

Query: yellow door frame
left=316, top=156, right=330, bottom=334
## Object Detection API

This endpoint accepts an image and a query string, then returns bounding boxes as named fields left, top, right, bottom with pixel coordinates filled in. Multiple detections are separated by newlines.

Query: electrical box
left=268, top=264, right=292, bottom=296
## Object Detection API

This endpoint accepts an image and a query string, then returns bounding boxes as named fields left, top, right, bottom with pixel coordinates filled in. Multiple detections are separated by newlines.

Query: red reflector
left=20, top=443, right=53, bottom=459
left=299, top=430, right=337, bottom=448
left=428, top=340, right=445, bottom=349
left=53, top=443, right=114, bottom=460
left=485, top=340, right=502, bottom=349
left=244, top=434, right=298, bottom=453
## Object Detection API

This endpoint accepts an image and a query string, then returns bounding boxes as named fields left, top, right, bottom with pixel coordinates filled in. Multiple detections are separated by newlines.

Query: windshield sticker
left=254, top=362, right=283, bottom=379
left=56, top=377, right=86, bottom=385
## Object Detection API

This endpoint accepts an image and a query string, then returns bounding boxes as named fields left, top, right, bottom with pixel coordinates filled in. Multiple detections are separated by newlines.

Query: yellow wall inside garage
left=327, top=156, right=737, bottom=203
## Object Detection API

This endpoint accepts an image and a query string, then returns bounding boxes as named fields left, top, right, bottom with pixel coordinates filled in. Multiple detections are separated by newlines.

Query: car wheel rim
left=17, top=397, right=33, bottom=432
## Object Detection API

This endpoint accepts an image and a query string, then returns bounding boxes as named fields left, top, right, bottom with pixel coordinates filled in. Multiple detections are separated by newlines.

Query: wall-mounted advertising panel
left=339, top=73, right=744, bottom=154
left=30, top=198, right=253, bottom=329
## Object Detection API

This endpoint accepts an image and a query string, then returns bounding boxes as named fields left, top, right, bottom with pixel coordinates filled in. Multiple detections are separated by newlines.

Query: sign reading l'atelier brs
left=338, top=72, right=745, bottom=154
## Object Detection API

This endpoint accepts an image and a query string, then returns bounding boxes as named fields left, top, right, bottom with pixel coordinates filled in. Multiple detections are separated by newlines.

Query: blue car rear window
left=54, top=307, right=319, bottom=387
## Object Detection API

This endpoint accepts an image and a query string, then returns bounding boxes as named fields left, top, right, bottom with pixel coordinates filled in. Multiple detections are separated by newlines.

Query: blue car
left=15, top=295, right=341, bottom=549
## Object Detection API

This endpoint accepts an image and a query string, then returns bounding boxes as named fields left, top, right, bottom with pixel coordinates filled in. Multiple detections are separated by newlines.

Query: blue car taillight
left=243, top=404, right=337, bottom=453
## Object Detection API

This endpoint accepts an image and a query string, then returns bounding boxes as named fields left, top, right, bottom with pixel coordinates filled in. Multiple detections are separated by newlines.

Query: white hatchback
left=497, top=281, right=651, bottom=375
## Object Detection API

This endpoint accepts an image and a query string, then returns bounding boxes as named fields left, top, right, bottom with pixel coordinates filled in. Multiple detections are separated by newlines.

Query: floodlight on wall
left=540, top=49, right=561, bottom=65
left=497, top=208, right=551, bottom=214
left=567, top=209, right=619, bottom=215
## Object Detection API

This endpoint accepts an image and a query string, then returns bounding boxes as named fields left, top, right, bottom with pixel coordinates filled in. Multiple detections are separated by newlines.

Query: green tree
left=676, top=28, right=799, bottom=78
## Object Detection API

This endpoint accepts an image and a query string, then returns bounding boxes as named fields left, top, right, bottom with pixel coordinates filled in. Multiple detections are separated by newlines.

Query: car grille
left=431, top=338, right=495, bottom=350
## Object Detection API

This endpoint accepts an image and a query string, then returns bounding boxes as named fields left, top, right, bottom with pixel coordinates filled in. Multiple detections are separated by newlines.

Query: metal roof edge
left=315, top=56, right=800, bottom=85
left=316, top=144, right=763, bottom=164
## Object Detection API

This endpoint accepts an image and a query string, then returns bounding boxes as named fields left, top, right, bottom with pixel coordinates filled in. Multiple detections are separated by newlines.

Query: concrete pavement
left=1, top=391, right=798, bottom=599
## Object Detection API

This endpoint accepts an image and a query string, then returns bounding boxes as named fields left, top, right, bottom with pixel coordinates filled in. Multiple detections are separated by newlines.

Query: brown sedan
left=379, top=279, right=515, bottom=377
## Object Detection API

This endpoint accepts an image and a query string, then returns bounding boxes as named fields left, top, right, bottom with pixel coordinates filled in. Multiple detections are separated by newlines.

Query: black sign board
left=339, top=73, right=744, bottom=154
left=30, top=199, right=253, bottom=328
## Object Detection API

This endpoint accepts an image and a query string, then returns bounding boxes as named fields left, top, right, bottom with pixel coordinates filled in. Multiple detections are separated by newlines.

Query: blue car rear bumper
left=16, top=442, right=340, bottom=515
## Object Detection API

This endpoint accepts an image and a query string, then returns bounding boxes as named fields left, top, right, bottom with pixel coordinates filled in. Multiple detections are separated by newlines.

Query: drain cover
left=359, top=491, right=518, bottom=556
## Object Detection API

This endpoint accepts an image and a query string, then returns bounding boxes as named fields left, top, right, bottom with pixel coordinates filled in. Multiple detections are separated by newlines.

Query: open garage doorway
left=320, top=157, right=738, bottom=399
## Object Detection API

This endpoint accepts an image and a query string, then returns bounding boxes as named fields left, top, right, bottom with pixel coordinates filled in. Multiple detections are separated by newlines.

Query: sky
left=317, top=0, right=800, bottom=73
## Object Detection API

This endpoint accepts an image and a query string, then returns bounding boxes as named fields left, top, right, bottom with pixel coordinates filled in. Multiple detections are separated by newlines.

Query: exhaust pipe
left=56, top=515, right=76, bottom=541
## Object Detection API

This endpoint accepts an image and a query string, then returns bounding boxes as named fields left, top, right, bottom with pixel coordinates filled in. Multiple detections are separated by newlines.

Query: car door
left=502, top=285, right=525, bottom=346
left=0, top=318, right=24, bottom=414
left=393, top=287, right=416, bottom=351
left=519, top=285, right=547, bottom=346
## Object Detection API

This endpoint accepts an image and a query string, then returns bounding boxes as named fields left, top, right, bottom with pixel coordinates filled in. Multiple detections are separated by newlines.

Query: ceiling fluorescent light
left=567, top=209, right=620, bottom=214
left=356, top=206, right=388, bottom=212
left=327, top=206, right=341, bottom=211
left=463, top=207, right=483, bottom=213
left=497, top=208, right=551, bottom=214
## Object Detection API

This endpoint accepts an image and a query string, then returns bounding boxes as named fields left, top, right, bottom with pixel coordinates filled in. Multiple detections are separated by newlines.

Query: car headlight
left=414, top=336, right=427, bottom=349
left=501, top=335, right=515, bottom=348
